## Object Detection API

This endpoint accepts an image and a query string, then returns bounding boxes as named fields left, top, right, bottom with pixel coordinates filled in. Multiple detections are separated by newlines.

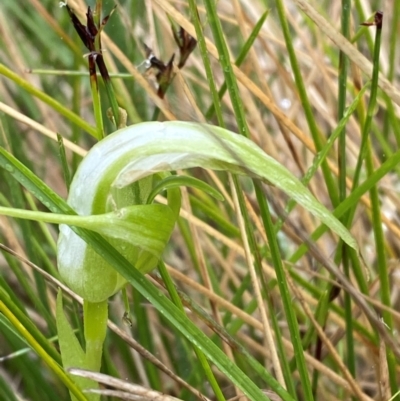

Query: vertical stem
left=382, top=0, right=400, bottom=140
left=92, top=1, right=105, bottom=138
left=338, top=0, right=356, bottom=388
left=89, top=55, right=104, bottom=139
left=188, top=0, right=224, bottom=126
left=274, top=0, right=339, bottom=207
left=83, top=300, right=108, bottom=373
left=359, top=11, right=398, bottom=399
left=255, top=181, right=313, bottom=400
left=365, top=142, right=397, bottom=398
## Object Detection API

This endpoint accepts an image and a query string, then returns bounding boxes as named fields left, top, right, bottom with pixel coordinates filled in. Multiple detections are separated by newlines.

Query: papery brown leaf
left=85, top=6, right=98, bottom=38
left=172, top=27, right=197, bottom=68
left=66, top=5, right=93, bottom=51
left=156, top=53, right=175, bottom=98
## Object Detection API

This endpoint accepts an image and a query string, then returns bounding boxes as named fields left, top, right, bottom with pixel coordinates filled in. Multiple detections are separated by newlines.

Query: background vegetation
left=0, top=0, right=400, bottom=400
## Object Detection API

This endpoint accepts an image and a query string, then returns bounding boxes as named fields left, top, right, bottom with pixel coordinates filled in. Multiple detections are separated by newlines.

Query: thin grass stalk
left=99, top=69, right=120, bottom=129
left=364, top=145, right=397, bottom=397
left=262, top=267, right=298, bottom=395
left=387, top=2, right=399, bottom=84
left=94, top=2, right=120, bottom=129
left=373, top=117, right=400, bottom=167
left=382, top=1, right=400, bottom=140
left=353, top=0, right=374, bottom=51
left=188, top=0, right=224, bottom=125
left=381, top=94, right=400, bottom=146
left=337, top=12, right=386, bottom=237
left=89, top=54, right=104, bottom=139
left=201, top=0, right=249, bottom=137
left=254, top=182, right=312, bottom=400
left=94, top=44, right=121, bottom=128
left=27, top=69, right=134, bottom=78
left=254, top=207, right=298, bottom=393
left=337, top=0, right=356, bottom=389
left=71, top=54, right=83, bottom=172
left=274, top=0, right=339, bottom=208
left=343, top=104, right=374, bottom=231
left=361, top=12, right=397, bottom=397
left=230, top=175, right=287, bottom=390
left=93, top=0, right=102, bottom=58
left=205, top=10, right=268, bottom=121
left=310, top=287, right=333, bottom=395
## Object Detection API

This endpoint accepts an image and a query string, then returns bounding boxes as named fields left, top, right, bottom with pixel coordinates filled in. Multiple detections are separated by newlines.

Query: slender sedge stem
left=361, top=12, right=398, bottom=397
left=274, top=0, right=338, bottom=208
left=337, top=0, right=356, bottom=391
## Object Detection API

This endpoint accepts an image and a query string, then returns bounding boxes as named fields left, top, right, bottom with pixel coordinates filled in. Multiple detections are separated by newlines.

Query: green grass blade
left=337, top=0, right=355, bottom=389
left=205, top=10, right=269, bottom=120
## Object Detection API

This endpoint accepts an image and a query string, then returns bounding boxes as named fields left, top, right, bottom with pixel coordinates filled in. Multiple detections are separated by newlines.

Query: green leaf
left=0, top=205, right=175, bottom=255
left=0, top=204, right=177, bottom=302
left=84, top=121, right=357, bottom=250
left=56, top=291, right=97, bottom=401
